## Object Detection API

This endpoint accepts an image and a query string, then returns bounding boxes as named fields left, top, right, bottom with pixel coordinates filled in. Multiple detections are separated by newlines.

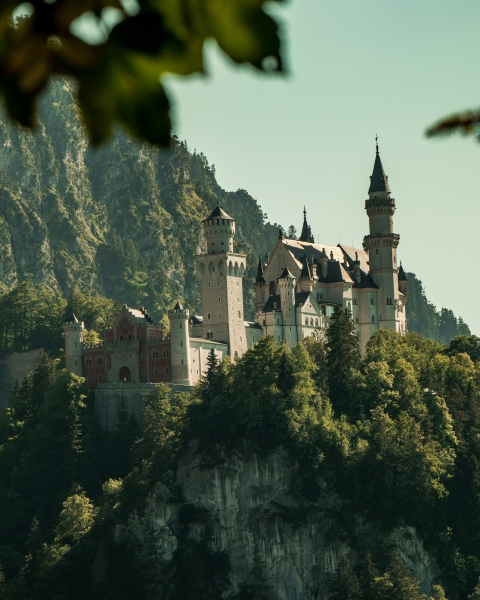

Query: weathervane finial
left=375, top=134, right=379, bottom=154
left=303, top=205, right=306, bottom=219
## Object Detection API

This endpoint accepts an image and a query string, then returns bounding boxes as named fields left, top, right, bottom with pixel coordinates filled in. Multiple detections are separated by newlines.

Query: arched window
left=310, top=318, right=313, bottom=326
left=370, top=297, right=374, bottom=306
left=96, top=357, right=103, bottom=365
left=163, top=349, right=169, bottom=357
left=119, top=335, right=124, bottom=342
left=315, top=319, right=319, bottom=327
left=372, top=315, right=375, bottom=323
left=86, top=358, right=92, bottom=366
left=128, top=334, right=132, bottom=341
left=305, top=318, right=308, bottom=325
left=152, top=351, right=159, bottom=359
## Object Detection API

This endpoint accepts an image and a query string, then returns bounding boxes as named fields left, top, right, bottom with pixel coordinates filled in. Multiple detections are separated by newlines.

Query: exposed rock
left=129, top=451, right=440, bottom=599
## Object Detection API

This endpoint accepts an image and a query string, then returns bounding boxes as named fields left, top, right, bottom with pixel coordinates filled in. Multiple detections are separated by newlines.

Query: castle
left=64, top=145, right=407, bottom=429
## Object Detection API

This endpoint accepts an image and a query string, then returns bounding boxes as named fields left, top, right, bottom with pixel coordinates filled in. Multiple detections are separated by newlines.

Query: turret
left=298, top=207, right=315, bottom=243
left=398, top=263, right=408, bottom=295
left=353, top=252, right=361, bottom=285
left=363, top=140, right=403, bottom=333
left=168, top=302, right=192, bottom=386
left=254, top=256, right=268, bottom=313
left=278, top=267, right=297, bottom=346
left=298, top=253, right=314, bottom=292
left=202, top=205, right=235, bottom=254
left=64, top=314, right=84, bottom=377
left=319, top=248, right=328, bottom=278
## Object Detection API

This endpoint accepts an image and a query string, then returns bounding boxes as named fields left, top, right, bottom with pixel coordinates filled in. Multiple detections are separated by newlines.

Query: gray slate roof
left=368, top=150, right=391, bottom=194
left=205, top=205, right=233, bottom=220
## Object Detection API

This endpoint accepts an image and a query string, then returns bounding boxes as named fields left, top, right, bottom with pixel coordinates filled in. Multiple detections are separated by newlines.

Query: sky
left=165, top=0, right=480, bottom=335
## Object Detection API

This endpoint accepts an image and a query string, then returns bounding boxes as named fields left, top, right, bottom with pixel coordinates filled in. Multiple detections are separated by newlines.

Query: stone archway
left=119, top=366, right=131, bottom=382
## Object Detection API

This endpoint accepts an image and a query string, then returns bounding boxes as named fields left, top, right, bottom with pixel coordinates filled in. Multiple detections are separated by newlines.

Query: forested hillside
left=0, top=78, right=279, bottom=324
left=2, top=317, right=480, bottom=598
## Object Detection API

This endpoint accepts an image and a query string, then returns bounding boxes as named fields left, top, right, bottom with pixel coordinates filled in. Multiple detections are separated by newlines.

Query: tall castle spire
left=299, top=207, right=315, bottom=243
left=368, top=137, right=391, bottom=195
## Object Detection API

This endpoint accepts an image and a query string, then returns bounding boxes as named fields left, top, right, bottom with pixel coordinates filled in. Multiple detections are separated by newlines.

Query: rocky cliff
left=128, top=451, right=439, bottom=599
left=0, top=78, right=279, bottom=322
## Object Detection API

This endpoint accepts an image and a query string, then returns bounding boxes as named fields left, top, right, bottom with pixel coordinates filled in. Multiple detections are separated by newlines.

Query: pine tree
left=384, top=552, right=426, bottom=600
left=328, top=555, right=361, bottom=600
left=469, top=577, right=480, bottom=600
left=325, top=306, right=361, bottom=416
left=202, top=348, right=221, bottom=402
left=357, top=553, right=381, bottom=600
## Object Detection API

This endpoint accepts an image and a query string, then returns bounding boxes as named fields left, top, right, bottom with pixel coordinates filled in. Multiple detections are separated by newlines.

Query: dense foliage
left=1, top=0, right=283, bottom=146
left=406, top=272, right=470, bottom=343
left=4, top=309, right=480, bottom=598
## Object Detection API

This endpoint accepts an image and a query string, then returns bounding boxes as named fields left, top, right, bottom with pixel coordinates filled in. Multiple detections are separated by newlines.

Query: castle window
left=219, top=297, right=221, bottom=302
left=208, top=282, right=211, bottom=287
left=87, top=376, right=91, bottom=382
left=237, top=311, right=241, bottom=318
left=356, top=316, right=359, bottom=323
left=310, top=318, right=313, bottom=326
left=163, top=350, right=169, bottom=358
left=74, top=342, right=77, bottom=348
left=305, top=318, right=308, bottom=326
left=208, top=313, right=211, bottom=320
left=98, top=375, right=102, bottom=382
left=75, top=361, right=77, bottom=367
left=315, top=319, right=319, bottom=327
left=153, top=351, right=159, bottom=359
left=165, top=368, right=169, bottom=374
left=154, top=368, right=158, bottom=375
left=180, top=340, right=183, bottom=346
left=86, top=358, right=92, bottom=366
left=181, top=359, right=184, bottom=364
left=370, top=297, right=374, bottom=305
left=376, top=249, right=378, bottom=255
left=316, top=292, right=324, bottom=302
left=128, top=334, right=132, bottom=341
left=180, top=322, right=182, bottom=329
left=218, top=281, right=220, bottom=286
left=353, top=297, right=357, bottom=305
left=97, top=357, right=103, bottom=365
left=372, top=315, right=375, bottom=323
left=119, top=335, right=124, bottom=342
left=142, top=370, right=145, bottom=376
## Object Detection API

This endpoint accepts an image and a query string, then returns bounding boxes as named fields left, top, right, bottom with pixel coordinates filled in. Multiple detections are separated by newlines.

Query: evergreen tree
left=384, top=552, right=426, bottom=600
left=328, top=554, right=361, bottom=600
left=325, top=306, right=361, bottom=416
left=357, top=553, right=381, bottom=600
left=287, top=225, right=297, bottom=239
left=201, top=348, right=221, bottom=403
left=469, top=577, right=480, bottom=600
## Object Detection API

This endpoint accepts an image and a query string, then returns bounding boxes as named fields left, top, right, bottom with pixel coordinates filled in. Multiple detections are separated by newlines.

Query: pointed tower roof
left=278, top=267, right=294, bottom=279
left=398, top=263, right=407, bottom=281
left=174, top=301, right=183, bottom=310
left=368, top=139, right=391, bottom=194
left=65, top=314, right=79, bottom=324
left=299, top=253, right=312, bottom=279
left=299, top=207, right=315, bottom=243
left=255, top=256, right=266, bottom=284
left=204, top=204, right=233, bottom=221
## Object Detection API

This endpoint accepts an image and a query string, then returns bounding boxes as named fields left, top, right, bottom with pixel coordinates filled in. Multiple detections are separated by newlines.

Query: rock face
left=129, top=451, right=440, bottom=599
left=0, top=80, right=279, bottom=321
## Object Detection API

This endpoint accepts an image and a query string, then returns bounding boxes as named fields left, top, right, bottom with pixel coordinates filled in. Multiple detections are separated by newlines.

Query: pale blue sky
left=166, top=0, right=480, bottom=335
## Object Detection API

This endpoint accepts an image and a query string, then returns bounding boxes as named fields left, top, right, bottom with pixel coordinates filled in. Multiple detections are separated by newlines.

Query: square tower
left=195, top=206, right=248, bottom=359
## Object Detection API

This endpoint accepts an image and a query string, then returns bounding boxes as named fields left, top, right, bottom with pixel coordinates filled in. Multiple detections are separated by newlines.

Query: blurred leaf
left=426, top=109, right=480, bottom=139
left=0, top=0, right=285, bottom=145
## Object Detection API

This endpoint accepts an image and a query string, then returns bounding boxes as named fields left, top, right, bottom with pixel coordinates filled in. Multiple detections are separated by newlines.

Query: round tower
left=363, top=140, right=403, bottom=333
left=278, top=267, right=297, bottom=346
left=168, top=302, right=192, bottom=386
left=202, top=205, right=235, bottom=254
left=64, top=314, right=84, bottom=377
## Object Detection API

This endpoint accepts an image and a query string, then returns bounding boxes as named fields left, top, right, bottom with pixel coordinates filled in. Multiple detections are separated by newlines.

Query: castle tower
left=298, top=253, right=314, bottom=292
left=64, top=314, right=84, bottom=377
left=363, top=141, right=400, bottom=331
left=195, top=205, right=248, bottom=359
left=254, top=256, right=268, bottom=313
left=278, top=267, right=297, bottom=346
left=168, top=302, right=192, bottom=385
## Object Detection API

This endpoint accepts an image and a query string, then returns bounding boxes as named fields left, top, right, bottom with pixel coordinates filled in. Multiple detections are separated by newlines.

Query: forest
left=0, top=304, right=480, bottom=598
